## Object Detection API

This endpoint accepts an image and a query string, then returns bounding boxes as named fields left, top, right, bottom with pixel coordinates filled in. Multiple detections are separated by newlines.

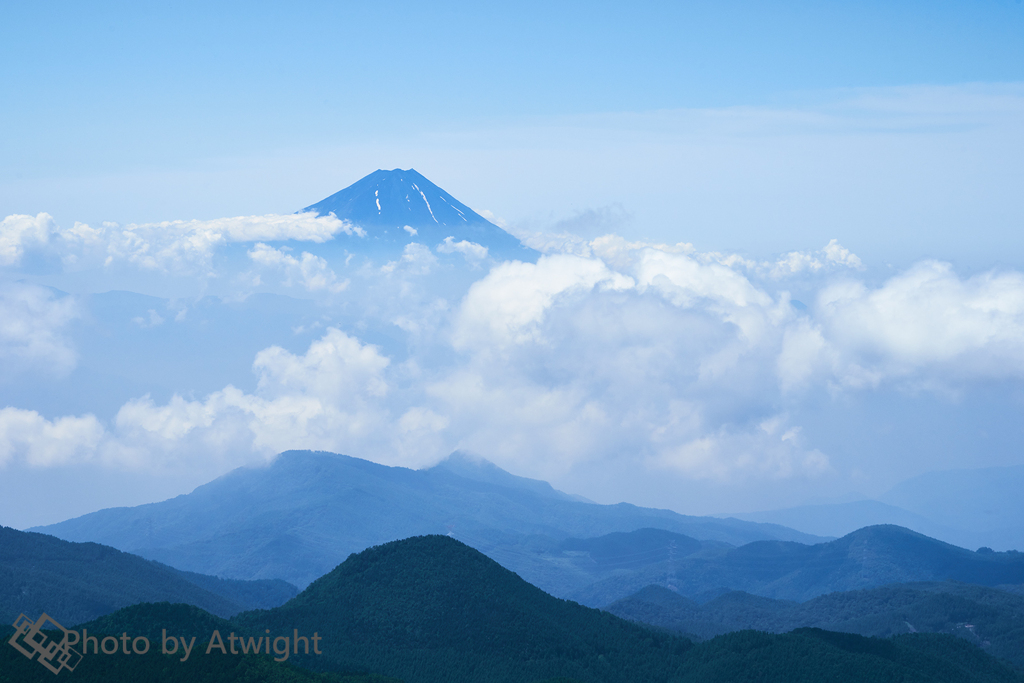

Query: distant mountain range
left=722, top=464, right=1024, bottom=552
left=301, top=168, right=537, bottom=261
left=32, top=450, right=825, bottom=590
left=0, top=526, right=296, bottom=625
left=31, top=451, right=1024, bottom=613
left=606, top=581, right=1024, bottom=669
left=523, top=524, right=1024, bottom=607
left=8, top=517, right=1024, bottom=679
left=6, top=536, right=1021, bottom=683
left=644, top=524, right=1023, bottom=604
left=881, top=465, right=1024, bottom=549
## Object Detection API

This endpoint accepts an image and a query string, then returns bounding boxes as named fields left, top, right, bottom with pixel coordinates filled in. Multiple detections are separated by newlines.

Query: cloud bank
left=4, top=209, right=1024, bottom=513
left=2, top=212, right=359, bottom=276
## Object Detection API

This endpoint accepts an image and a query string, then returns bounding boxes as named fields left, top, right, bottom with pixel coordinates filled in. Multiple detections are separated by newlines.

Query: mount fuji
left=302, top=169, right=537, bottom=261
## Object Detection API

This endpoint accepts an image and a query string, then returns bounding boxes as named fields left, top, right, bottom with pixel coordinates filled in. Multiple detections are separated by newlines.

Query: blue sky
left=4, top=1, right=1023, bottom=263
left=2, top=1, right=1024, bottom=534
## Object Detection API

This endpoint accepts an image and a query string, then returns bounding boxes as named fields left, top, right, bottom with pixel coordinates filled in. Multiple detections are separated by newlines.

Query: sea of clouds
left=3, top=211, right=1024, bottom=520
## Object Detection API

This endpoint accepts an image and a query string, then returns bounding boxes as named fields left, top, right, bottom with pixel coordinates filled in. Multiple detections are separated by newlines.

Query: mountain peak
left=304, top=168, right=484, bottom=229
left=300, top=169, right=537, bottom=261
left=429, top=451, right=591, bottom=502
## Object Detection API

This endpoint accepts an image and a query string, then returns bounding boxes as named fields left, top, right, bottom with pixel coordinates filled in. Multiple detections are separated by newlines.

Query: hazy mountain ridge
left=606, top=581, right=1024, bottom=668
left=724, top=464, right=1024, bottom=552
left=31, top=452, right=1024, bottom=613
left=881, top=465, right=1024, bottom=550
left=0, top=526, right=297, bottom=625
left=660, top=525, right=1024, bottom=603
left=519, top=524, right=1024, bottom=608
left=33, top=450, right=825, bottom=589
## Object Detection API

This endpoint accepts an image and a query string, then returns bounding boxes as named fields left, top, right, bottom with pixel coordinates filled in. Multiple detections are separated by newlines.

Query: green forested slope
left=0, top=624, right=396, bottom=683
left=673, top=629, right=1023, bottom=683
left=233, top=534, right=692, bottom=683
left=0, top=526, right=296, bottom=624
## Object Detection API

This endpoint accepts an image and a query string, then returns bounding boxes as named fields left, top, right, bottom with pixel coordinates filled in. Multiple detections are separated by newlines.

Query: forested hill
left=0, top=526, right=297, bottom=624
left=234, top=534, right=693, bottom=683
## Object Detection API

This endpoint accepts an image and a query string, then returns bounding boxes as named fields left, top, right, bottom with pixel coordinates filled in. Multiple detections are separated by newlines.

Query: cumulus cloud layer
left=786, top=261, right=1024, bottom=389
left=0, top=408, right=104, bottom=468
left=4, top=210, right=1024, bottom=506
left=0, top=329, right=420, bottom=473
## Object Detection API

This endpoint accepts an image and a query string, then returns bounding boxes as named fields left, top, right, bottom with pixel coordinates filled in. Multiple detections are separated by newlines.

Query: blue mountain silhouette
left=302, top=169, right=537, bottom=261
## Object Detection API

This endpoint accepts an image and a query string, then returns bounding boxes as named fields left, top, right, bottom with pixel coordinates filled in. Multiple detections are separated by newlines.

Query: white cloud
left=131, top=212, right=363, bottom=244
left=9, top=225, right=1024, bottom=496
left=650, top=415, right=830, bottom=481
left=505, top=206, right=632, bottom=256
left=248, top=243, right=348, bottom=292
left=513, top=229, right=595, bottom=257
left=1, top=212, right=361, bottom=277
left=0, top=329, right=400, bottom=472
left=252, top=328, right=389, bottom=402
left=477, top=210, right=507, bottom=228
left=453, top=254, right=633, bottom=349
left=436, top=236, right=488, bottom=261
left=777, top=317, right=830, bottom=392
left=0, top=408, right=104, bottom=468
left=0, top=283, right=79, bottom=376
left=132, top=309, right=165, bottom=328
left=381, top=243, right=437, bottom=275
left=822, top=239, right=863, bottom=269
left=439, top=245, right=826, bottom=481
left=112, top=328, right=396, bottom=463
left=99, top=213, right=360, bottom=276
left=631, top=247, right=772, bottom=310
left=0, top=213, right=56, bottom=266
left=768, top=239, right=864, bottom=278
left=398, top=406, right=448, bottom=434
left=133, top=330, right=394, bottom=464
left=814, top=261, right=1024, bottom=385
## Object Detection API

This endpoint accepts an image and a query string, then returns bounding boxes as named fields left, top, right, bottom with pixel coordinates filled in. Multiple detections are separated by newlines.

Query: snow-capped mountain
left=301, top=168, right=536, bottom=261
